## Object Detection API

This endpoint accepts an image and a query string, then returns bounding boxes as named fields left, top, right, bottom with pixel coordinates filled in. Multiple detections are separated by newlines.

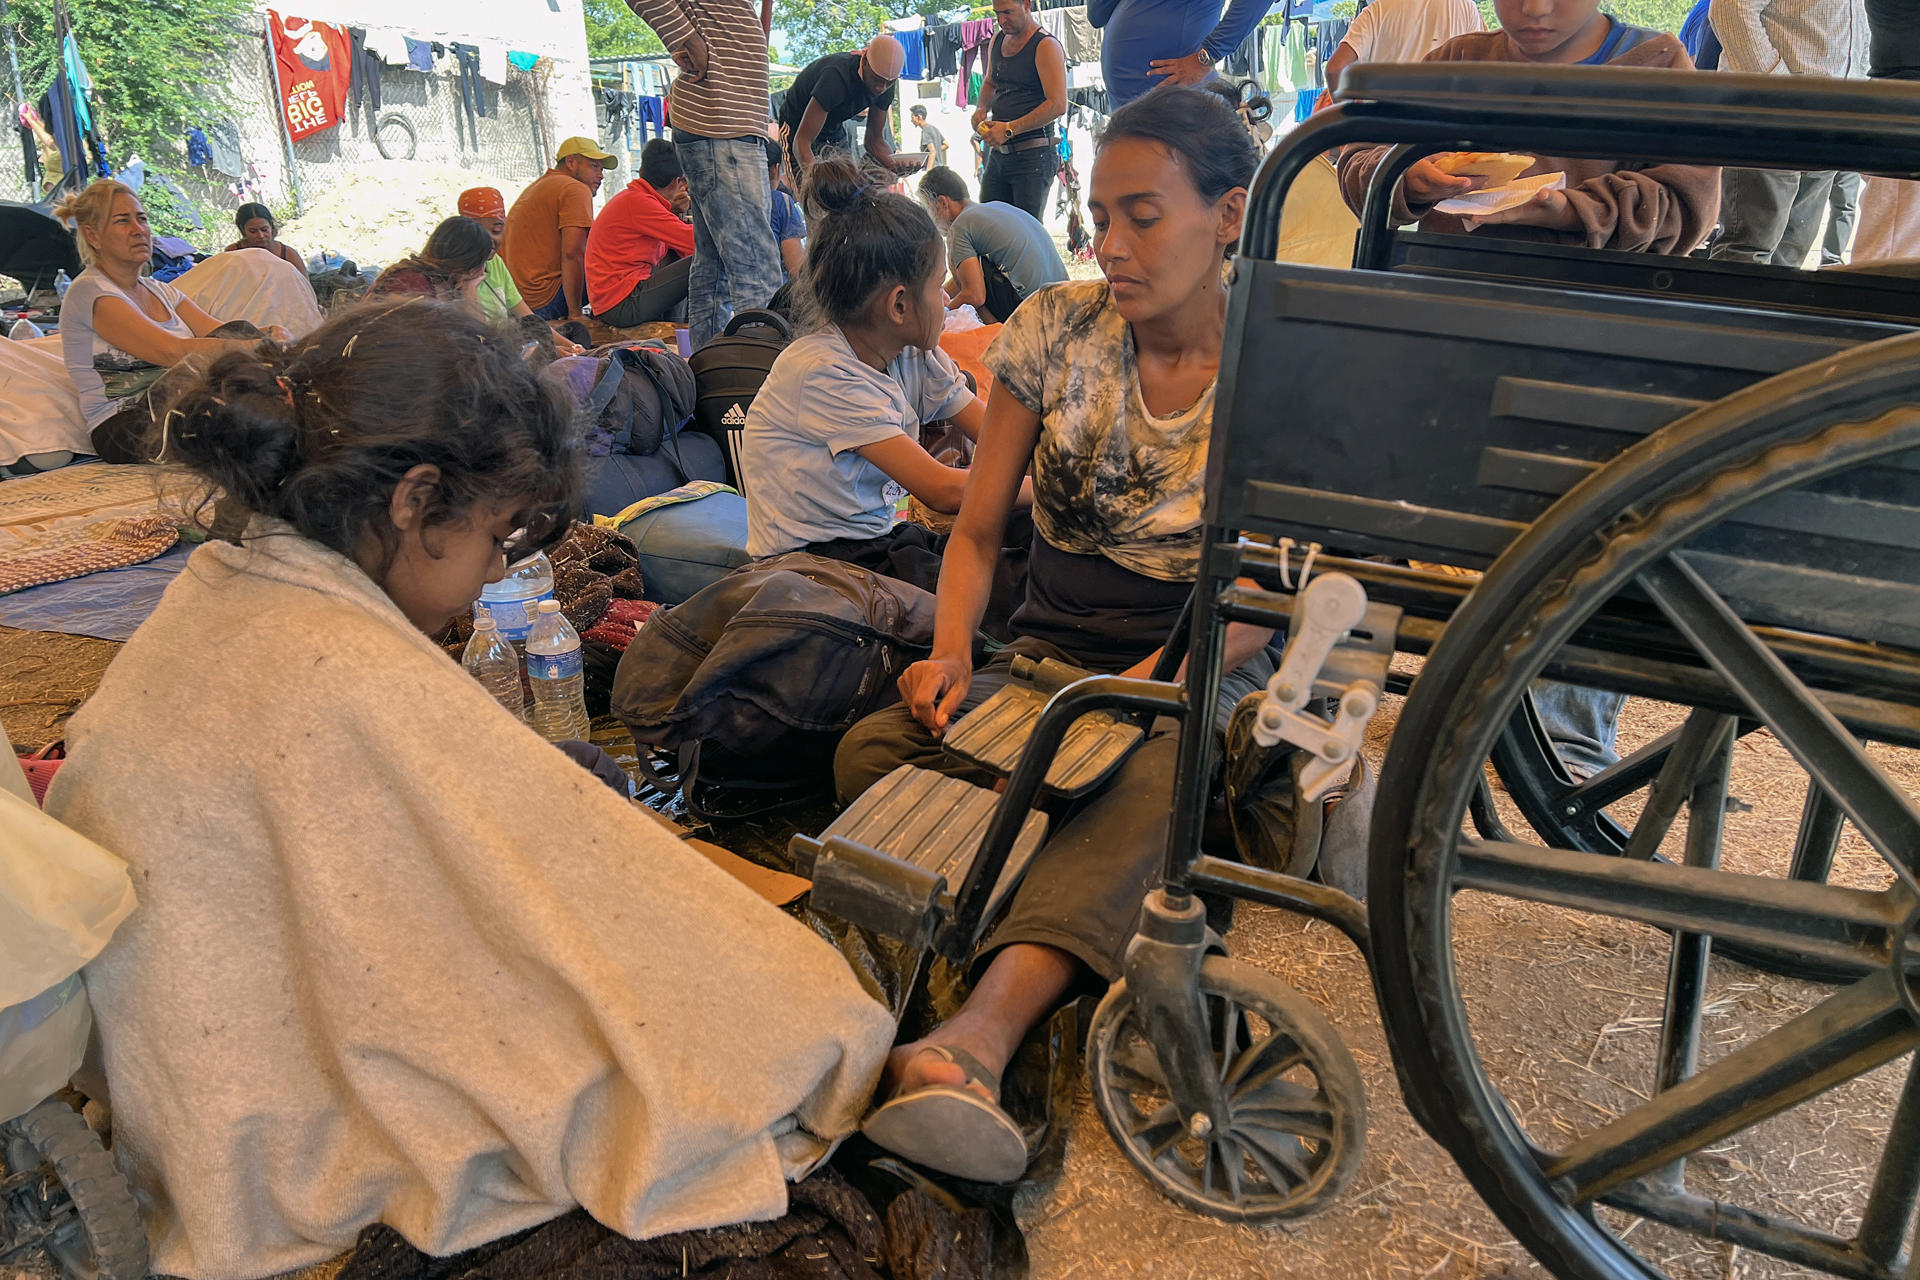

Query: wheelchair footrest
left=790, top=765, right=1049, bottom=949
left=944, top=681, right=1144, bottom=800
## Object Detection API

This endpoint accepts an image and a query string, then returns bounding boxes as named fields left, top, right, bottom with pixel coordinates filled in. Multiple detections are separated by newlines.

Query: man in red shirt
left=586, top=139, right=697, bottom=327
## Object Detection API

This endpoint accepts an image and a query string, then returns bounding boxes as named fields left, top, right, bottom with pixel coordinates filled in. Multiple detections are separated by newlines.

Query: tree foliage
left=6, top=0, right=252, bottom=164
left=582, top=0, right=666, bottom=58
left=585, top=0, right=947, bottom=68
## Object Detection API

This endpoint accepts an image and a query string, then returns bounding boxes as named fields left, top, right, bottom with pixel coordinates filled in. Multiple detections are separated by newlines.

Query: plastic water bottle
left=473, top=550, right=554, bottom=648
left=526, top=599, right=590, bottom=742
left=461, top=611, right=524, bottom=721
left=53, top=269, right=71, bottom=301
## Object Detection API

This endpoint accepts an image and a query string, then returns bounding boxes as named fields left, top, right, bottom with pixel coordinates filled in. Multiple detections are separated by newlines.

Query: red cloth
left=267, top=10, right=352, bottom=141
left=583, top=597, right=658, bottom=652
left=585, top=179, right=697, bottom=315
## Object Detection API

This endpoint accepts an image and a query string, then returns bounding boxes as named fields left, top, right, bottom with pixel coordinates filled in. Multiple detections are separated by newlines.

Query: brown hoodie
left=1336, top=28, right=1721, bottom=254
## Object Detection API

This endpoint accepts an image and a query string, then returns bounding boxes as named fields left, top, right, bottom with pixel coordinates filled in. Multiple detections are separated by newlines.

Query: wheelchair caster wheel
left=1088, top=955, right=1366, bottom=1221
left=3, top=1099, right=149, bottom=1280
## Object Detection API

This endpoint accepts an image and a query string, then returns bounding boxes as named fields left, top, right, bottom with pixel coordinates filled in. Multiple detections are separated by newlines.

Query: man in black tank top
left=973, top=0, right=1068, bottom=222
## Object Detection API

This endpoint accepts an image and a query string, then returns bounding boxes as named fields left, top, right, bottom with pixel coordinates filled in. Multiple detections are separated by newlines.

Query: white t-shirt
left=741, top=326, right=971, bottom=558
left=60, top=270, right=194, bottom=429
left=1340, top=0, right=1485, bottom=65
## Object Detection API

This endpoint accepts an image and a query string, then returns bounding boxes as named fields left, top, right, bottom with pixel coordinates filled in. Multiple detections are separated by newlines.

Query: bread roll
left=1430, top=152, right=1535, bottom=185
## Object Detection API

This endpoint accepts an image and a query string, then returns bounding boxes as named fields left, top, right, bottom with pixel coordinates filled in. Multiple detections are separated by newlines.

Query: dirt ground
left=1, top=624, right=1907, bottom=1280
left=275, top=160, right=543, bottom=272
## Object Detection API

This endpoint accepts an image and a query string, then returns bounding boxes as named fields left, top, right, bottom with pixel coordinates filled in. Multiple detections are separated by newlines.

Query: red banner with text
left=267, top=10, right=352, bottom=141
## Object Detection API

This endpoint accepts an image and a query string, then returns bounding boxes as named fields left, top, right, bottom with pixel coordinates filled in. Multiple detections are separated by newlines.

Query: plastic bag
left=0, top=757, right=136, bottom=1009
left=0, top=974, right=91, bottom=1122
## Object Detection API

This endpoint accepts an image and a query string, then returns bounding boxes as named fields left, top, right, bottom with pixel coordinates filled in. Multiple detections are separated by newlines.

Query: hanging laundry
left=1285, top=21, right=1312, bottom=92
left=1061, top=8, right=1101, bottom=63
left=206, top=119, right=246, bottom=178
left=346, top=27, right=382, bottom=118
left=478, top=41, right=509, bottom=85
left=268, top=11, right=353, bottom=140
left=508, top=50, right=541, bottom=72
left=366, top=27, right=410, bottom=66
left=185, top=127, right=212, bottom=167
left=404, top=36, right=434, bottom=72
left=451, top=44, right=488, bottom=118
left=894, top=28, right=926, bottom=79
left=1038, top=9, right=1068, bottom=52
left=925, top=24, right=961, bottom=77
left=637, top=96, right=666, bottom=144
left=61, top=33, right=94, bottom=136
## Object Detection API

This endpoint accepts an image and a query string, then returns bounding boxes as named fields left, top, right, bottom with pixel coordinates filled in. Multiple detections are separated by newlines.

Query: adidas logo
left=721, top=403, right=748, bottom=426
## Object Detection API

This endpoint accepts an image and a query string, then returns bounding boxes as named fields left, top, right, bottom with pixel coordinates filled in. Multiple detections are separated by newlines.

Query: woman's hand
left=264, top=324, right=291, bottom=343
left=898, top=655, right=973, bottom=737
left=1402, top=157, right=1484, bottom=205
left=1147, top=50, right=1212, bottom=87
left=1463, top=187, right=1581, bottom=233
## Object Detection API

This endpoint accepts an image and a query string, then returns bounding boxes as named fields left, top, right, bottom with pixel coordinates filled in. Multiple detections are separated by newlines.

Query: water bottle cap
left=537, top=599, right=561, bottom=613
left=472, top=611, right=495, bottom=628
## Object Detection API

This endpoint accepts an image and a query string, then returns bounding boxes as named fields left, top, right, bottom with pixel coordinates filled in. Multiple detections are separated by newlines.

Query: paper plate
left=1435, top=171, right=1568, bottom=216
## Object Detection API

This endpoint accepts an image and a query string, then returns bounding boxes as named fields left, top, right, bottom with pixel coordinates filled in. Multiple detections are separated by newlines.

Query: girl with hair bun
left=53, top=178, right=288, bottom=464
left=739, top=154, right=1031, bottom=637
left=42, top=299, right=893, bottom=1280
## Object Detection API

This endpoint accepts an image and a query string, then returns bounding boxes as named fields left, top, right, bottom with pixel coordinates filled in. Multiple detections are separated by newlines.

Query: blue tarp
left=0, top=544, right=192, bottom=642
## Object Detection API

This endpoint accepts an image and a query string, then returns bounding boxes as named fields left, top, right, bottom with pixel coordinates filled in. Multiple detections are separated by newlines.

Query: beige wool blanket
left=46, top=523, right=894, bottom=1280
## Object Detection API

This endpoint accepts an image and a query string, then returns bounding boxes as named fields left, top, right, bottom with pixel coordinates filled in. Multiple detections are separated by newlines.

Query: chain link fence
left=229, top=23, right=564, bottom=215
left=0, top=20, right=573, bottom=224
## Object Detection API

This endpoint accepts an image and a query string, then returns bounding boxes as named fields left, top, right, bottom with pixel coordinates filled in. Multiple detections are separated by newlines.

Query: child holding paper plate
left=1334, top=0, right=1719, bottom=254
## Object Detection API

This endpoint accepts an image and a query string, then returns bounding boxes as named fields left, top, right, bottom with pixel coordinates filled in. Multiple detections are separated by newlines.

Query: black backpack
left=552, top=343, right=728, bottom=516
left=609, top=552, right=936, bottom=819
left=688, top=309, right=791, bottom=489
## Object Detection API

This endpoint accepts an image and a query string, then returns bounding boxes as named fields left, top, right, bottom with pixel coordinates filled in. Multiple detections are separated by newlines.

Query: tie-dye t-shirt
left=983, top=279, right=1214, bottom=582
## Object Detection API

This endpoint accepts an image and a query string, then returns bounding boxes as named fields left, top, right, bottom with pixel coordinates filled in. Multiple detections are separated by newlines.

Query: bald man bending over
left=778, top=35, right=927, bottom=186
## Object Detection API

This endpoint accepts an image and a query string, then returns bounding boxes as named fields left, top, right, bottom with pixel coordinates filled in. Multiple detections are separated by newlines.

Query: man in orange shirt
left=586, top=139, right=697, bottom=327
left=502, top=136, right=616, bottom=322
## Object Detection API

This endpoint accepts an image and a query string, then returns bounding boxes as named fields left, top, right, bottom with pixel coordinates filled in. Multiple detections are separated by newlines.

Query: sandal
left=862, top=1045, right=1028, bottom=1184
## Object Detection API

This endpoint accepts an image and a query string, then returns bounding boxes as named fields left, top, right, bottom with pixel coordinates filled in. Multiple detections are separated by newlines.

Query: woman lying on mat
left=43, top=299, right=891, bottom=1280
left=739, top=154, right=1032, bottom=639
left=54, top=179, right=288, bottom=466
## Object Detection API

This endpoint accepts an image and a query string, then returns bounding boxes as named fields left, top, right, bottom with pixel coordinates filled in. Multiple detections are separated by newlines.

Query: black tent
left=0, top=201, right=82, bottom=296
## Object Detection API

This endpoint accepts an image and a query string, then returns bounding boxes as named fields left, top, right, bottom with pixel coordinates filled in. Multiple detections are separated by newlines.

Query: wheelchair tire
left=1487, top=698, right=1864, bottom=985
left=1369, top=334, right=1920, bottom=1280
left=373, top=112, right=416, bottom=161
left=1088, top=954, right=1366, bottom=1222
left=2, top=1100, right=149, bottom=1280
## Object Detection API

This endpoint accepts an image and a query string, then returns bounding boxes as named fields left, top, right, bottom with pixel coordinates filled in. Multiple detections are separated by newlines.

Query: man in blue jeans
left=626, top=0, right=784, bottom=346
left=972, top=0, right=1068, bottom=223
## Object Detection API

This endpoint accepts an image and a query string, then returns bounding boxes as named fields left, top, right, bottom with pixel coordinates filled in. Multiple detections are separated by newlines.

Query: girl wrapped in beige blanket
left=44, top=299, right=893, bottom=1280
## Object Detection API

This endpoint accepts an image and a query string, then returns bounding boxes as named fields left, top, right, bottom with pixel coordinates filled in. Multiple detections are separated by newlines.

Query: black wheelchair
left=797, top=64, right=1920, bottom=1280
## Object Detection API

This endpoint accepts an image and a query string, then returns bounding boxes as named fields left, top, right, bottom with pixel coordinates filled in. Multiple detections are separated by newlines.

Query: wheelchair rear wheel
left=1371, top=340, right=1920, bottom=1280
left=1488, top=695, right=1861, bottom=984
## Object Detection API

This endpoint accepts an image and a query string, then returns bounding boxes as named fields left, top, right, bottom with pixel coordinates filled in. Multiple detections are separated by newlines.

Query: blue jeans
left=529, top=290, right=569, bottom=322
left=673, top=133, right=784, bottom=348
left=1532, top=681, right=1626, bottom=780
